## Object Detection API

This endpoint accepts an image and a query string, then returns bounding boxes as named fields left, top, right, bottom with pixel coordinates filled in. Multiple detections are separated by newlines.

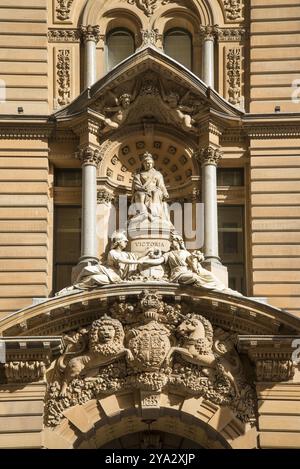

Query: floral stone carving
left=45, top=291, right=255, bottom=427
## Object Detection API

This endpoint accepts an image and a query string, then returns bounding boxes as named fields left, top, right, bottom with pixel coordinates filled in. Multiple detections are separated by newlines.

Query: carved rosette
left=56, top=49, right=71, bottom=107
left=77, top=147, right=102, bottom=167
left=227, top=48, right=241, bottom=105
left=224, top=0, right=243, bottom=21
left=195, top=147, right=222, bottom=167
left=80, top=25, right=101, bottom=44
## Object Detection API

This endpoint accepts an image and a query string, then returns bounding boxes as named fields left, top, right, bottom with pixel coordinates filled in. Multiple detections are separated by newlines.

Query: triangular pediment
left=54, top=46, right=243, bottom=133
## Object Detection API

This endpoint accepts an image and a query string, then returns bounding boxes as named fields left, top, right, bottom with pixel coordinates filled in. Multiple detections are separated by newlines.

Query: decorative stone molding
left=217, top=28, right=246, bottom=42
left=195, top=146, right=222, bottom=166
left=80, top=25, right=101, bottom=44
left=238, top=336, right=298, bottom=383
left=128, top=0, right=170, bottom=16
left=97, top=188, right=115, bottom=204
left=0, top=337, right=63, bottom=384
left=45, top=291, right=255, bottom=427
left=199, top=25, right=219, bottom=41
left=77, top=146, right=102, bottom=167
left=55, top=0, right=74, bottom=21
left=227, top=48, right=241, bottom=105
left=0, top=127, right=52, bottom=140
left=48, top=28, right=80, bottom=43
left=138, top=29, right=161, bottom=49
left=56, top=49, right=71, bottom=107
left=223, top=0, right=243, bottom=21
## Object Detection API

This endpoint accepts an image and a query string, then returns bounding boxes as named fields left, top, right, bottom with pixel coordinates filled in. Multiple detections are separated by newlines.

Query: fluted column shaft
left=81, top=25, right=100, bottom=88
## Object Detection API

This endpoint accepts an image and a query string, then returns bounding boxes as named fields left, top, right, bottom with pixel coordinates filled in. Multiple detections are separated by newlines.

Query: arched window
left=106, top=29, right=135, bottom=72
left=164, top=29, right=192, bottom=70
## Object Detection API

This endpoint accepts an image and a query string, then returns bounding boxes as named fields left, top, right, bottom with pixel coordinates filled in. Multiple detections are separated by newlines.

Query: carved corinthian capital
left=195, top=146, right=222, bottom=166
left=199, top=25, right=219, bottom=41
left=80, top=25, right=101, bottom=43
left=77, top=147, right=102, bottom=167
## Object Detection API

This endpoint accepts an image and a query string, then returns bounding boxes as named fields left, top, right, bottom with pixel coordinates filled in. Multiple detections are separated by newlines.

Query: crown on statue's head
left=141, top=151, right=154, bottom=163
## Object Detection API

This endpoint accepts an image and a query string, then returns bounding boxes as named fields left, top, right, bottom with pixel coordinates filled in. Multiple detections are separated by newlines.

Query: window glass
left=54, top=206, right=81, bottom=293
left=55, top=169, right=82, bottom=187
left=164, top=29, right=192, bottom=70
left=217, top=168, right=244, bottom=187
left=218, top=206, right=245, bottom=294
left=106, top=29, right=135, bottom=71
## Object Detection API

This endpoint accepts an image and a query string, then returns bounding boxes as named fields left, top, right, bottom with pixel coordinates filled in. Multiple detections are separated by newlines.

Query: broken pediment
left=54, top=46, right=243, bottom=134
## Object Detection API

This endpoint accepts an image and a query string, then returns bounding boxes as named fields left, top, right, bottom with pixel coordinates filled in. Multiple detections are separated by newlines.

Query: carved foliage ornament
left=56, top=0, right=74, bottom=21
left=80, top=25, right=101, bottom=43
left=223, top=0, right=243, bottom=21
left=195, top=146, right=222, bottom=167
left=77, top=147, right=103, bottom=167
left=48, top=29, right=80, bottom=43
left=227, top=48, right=241, bottom=105
left=56, top=49, right=71, bottom=107
left=45, top=291, right=255, bottom=427
left=128, top=0, right=171, bottom=16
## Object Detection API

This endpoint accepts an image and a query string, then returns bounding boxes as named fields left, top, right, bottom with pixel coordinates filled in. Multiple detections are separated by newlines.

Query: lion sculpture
left=59, top=315, right=133, bottom=396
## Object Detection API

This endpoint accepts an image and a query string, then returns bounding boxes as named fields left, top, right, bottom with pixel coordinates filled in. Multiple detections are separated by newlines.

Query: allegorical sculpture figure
left=138, top=234, right=242, bottom=296
left=130, top=151, right=171, bottom=226
left=99, top=86, right=138, bottom=132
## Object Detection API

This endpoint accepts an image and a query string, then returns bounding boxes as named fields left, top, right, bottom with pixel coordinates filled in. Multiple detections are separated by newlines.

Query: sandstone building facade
left=0, top=0, right=299, bottom=450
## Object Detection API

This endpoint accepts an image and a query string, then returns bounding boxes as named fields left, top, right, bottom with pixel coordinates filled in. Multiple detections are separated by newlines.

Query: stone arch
left=82, top=0, right=148, bottom=30
left=43, top=391, right=258, bottom=449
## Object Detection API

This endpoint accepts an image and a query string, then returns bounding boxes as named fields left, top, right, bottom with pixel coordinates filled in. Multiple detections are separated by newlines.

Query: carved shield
left=127, top=322, right=170, bottom=371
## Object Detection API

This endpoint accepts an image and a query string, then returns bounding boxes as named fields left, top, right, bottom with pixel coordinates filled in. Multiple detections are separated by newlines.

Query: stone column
left=81, top=25, right=101, bottom=88
left=197, top=146, right=222, bottom=263
left=78, top=147, right=102, bottom=264
left=200, top=26, right=216, bottom=88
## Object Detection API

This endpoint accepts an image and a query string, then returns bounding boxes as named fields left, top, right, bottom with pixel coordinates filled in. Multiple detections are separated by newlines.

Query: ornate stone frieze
left=56, top=49, right=71, bottom=107
left=128, top=0, right=170, bottom=16
left=217, top=28, right=246, bottom=42
left=76, top=146, right=102, bottom=167
left=45, top=291, right=255, bottom=427
left=97, top=188, right=115, bottom=205
left=80, top=25, right=101, bottom=43
left=48, top=28, right=80, bottom=43
left=227, top=48, right=241, bottom=105
left=55, top=0, right=74, bottom=21
left=195, top=146, right=223, bottom=166
left=4, top=361, right=46, bottom=383
left=256, top=360, right=294, bottom=382
left=223, top=0, right=243, bottom=21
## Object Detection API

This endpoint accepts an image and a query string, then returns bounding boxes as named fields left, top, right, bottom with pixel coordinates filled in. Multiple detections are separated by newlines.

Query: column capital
left=199, top=25, right=219, bottom=41
left=80, top=25, right=101, bottom=43
left=77, top=146, right=102, bottom=167
left=195, top=146, right=222, bottom=166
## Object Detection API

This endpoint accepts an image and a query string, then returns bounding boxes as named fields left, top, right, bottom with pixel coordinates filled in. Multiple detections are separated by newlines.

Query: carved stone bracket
left=56, top=0, right=74, bottom=21
left=48, top=29, right=80, bottom=43
left=77, top=146, right=103, bottom=167
left=195, top=146, right=223, bottom=167
left=80, top=25, right=101, bottom=44
left=0, top=337, right=63, bottom=384
left=238, top=336, right=298, bottom=382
